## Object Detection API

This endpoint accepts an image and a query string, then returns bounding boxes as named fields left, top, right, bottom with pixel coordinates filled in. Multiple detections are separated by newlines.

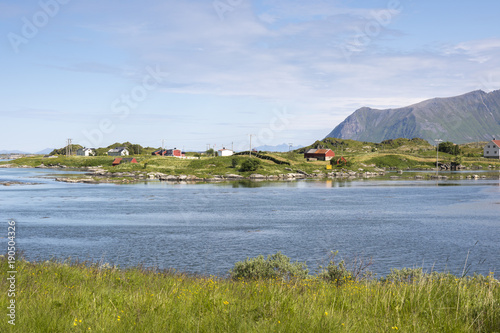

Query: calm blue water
left=1, top=168, right=499, bottom=277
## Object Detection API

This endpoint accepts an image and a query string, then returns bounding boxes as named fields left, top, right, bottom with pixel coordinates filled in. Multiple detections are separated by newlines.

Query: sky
left=1, top=0, right=500, bottom=152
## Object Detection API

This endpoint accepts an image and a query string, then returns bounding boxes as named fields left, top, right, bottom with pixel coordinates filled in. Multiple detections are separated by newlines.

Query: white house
left=483, top=139, right=500, bottom=159
left=107, top=147, right=129, bottom=156
left=76, top=148, right=95, bottom=156
left=218, top=148, right=234, bottom=157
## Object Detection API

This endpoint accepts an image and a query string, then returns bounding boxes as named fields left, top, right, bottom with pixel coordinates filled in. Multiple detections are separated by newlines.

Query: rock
left=159, top=175, right=178, bottom=181
left=225, top=174, right=244, bottom=179
left=284, top=168, right=292, bottom=171
left=178, top=175, right=188, bottom=180
left=249, top=174, right=266, bottom=179
left=295, top=169, right=309, bottom=176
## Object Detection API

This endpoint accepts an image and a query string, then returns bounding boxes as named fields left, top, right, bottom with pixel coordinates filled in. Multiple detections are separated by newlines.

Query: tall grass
left=0, top=256, right=498, bottom=332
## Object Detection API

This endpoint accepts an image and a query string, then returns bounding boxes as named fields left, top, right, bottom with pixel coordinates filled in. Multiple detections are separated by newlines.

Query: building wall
left=483, top=142, right=500, bottom=159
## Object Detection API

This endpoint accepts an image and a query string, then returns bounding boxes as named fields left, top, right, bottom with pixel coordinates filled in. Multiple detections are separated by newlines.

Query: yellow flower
left=324, top=312, right=328, bottom=316
left=223, top=301, right=229, bottom=305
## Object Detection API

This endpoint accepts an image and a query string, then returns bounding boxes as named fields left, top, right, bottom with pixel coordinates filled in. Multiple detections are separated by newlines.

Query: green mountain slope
left=326, top=90, right=500, bottom=143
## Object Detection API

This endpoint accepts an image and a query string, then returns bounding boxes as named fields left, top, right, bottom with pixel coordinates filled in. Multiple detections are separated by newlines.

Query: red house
left=304, top=148, right=335, bottom=161
left=152, top=149, right=184, bottom=157
left=112, top=157, right=138, bottom=166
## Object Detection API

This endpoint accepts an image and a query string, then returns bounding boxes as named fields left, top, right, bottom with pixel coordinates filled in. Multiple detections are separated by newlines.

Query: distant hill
left=254, top=143, right=304, bottom=152
left=325, top=90, right=500, bottom=144
left=0, top=150, right=30, bottom=154
left=35, top=148, right=55, bottom=155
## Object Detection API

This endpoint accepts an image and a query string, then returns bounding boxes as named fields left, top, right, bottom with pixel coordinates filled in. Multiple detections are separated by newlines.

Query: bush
left=239, top=158, right=261, bottom=172
left=381, top=267, right=424, bottom=283
left=230, top=252, right=309, bottom=280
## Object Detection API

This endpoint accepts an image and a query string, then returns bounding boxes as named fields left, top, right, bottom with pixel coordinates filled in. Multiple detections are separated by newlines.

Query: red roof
left=492, top=140, right=500, bottom=147
left=112, top=157, right=137, bottom=166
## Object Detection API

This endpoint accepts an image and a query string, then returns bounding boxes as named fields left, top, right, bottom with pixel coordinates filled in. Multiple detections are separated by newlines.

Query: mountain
left=325, top=90, right=500, bottom=144
left=254, top=143, right=304, bottom=152
left=0, top=150, right=30, bottom=154
left=35, top=148, right=55, bottom=155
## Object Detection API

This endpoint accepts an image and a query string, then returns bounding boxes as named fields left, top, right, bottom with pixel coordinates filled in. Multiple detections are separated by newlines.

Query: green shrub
left=230, top=252, right=309, bottom=280
left=317, top=251, right=373, bottom=286
left=382, top=267, right=424, bottom=283
left=318, top=259, right=352, bottom=286
left=239, top=158, right=261, bottom=172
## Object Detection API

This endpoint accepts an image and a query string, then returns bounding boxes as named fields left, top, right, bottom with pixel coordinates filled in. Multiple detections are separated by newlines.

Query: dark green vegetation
left=326, top=90, right=500, bottom=144
left=1, top=254, right=498, bottom=332
left=439, top=141, right=461, bottom=155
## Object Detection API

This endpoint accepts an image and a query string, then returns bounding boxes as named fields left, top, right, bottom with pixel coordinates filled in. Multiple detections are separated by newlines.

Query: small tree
left=231, top=158, right=238, bottom=168
left=438, top=141, right=461, bottom=155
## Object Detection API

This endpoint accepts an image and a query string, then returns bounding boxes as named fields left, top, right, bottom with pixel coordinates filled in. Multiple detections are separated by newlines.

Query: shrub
left=230, top=252, right=309, bottom=280
left=239, top=158, right=261, bottom=172
left=318, top=251, right=374, bottom=286
left=381, top=267, right=424, bottom=283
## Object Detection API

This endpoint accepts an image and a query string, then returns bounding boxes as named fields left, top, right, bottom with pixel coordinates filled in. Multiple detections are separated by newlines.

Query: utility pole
left=66, top=138, right=72, bottom=156
left=249, top=134, right=253, bottom=157
left=435, top=139, right=442, bottom=177
left=231, top=141, right=233, bottom=152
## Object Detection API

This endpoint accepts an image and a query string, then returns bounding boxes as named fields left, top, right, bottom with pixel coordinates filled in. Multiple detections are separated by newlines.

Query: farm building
left=218, top=148, right=234, bottom=157
left=76, top=148, right=95, bottom=156
left=483, top=139, right=500, bottom=159
left=107, top=147, right=129, bottom=156
left=304, top=148, right=335, bottom=161
left=152, top=149, right=184, bottom=157
left=112, top=157, right=138, bottom=166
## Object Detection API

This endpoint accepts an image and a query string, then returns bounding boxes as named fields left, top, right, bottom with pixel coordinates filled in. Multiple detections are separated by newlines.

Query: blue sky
left=1, top=0, right=499, bottom=152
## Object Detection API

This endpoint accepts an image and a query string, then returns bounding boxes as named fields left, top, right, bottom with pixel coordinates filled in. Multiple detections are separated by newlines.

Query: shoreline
left=1, top=163, right=499, bottom=184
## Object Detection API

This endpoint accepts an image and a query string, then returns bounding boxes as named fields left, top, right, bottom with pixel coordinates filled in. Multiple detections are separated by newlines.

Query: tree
left=438, top=141, right=461, bottom=155
left=206, top=148, right=214, bottom=156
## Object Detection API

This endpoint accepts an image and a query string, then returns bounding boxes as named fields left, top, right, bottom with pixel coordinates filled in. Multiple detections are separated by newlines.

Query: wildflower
left=392, top=326, right=398, bottom=330
left=324, top=312, right=328, bottom=316
left=223, top=301, right=229, bottom=305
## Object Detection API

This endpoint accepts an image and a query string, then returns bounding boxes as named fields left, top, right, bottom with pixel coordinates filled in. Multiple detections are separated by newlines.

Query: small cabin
left=218, top=148, right=234, bottom=157
left=304, top=148, right=335, bottom=161
left=76, top=148, right=95, bottom=156
left=107, top=147, right=129, bottom=156
left=112, top=157, right=138, bottom=166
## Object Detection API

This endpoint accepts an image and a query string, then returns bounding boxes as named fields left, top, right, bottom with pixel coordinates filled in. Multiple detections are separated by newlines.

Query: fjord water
left=1, top=168, right=499, bottom=277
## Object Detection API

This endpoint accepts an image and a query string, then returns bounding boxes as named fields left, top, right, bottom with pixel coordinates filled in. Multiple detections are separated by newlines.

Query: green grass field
left=0, top=256, right=498, bottom=332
